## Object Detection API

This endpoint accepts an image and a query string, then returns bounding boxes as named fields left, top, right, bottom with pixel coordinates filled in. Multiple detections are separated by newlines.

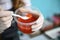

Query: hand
left=0, top=11, right=13, bottom=33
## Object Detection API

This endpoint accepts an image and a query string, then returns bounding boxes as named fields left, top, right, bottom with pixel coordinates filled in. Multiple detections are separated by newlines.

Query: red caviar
left=17, top=13, right=39, bottom=34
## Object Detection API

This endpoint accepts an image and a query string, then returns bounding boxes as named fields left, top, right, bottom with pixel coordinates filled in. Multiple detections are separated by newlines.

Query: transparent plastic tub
left=14, top=6, right=44, bottom=34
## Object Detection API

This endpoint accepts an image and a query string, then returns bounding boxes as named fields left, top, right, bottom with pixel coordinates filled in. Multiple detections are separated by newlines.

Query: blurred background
left=31, top=0, right=60, bottom=18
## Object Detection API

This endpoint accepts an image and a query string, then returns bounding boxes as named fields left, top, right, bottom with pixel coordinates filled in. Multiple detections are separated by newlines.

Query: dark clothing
left=1, top=21, right=20, bottom=40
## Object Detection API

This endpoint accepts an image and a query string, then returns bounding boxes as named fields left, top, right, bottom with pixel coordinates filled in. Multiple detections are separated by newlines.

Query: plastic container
left=14, top=6, right=44, bottom=34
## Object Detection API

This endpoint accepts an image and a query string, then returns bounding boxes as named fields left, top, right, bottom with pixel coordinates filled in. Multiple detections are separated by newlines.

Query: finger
left=0, top=11, right=13, bottom=17
left=32, top=25, right=43, bottom=31
left=0, top=22, right=11, bottom=30
left=4, top=21, right=11, bottom=28
left=0, top=17, right=12, bottom=29
left=19, top=7, right=30, bottom=12
left=1, top=17, right=13, bottom=24
left=0, top=17, right=13, bottom=25
left=0, top=16, right=13, bottom=22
